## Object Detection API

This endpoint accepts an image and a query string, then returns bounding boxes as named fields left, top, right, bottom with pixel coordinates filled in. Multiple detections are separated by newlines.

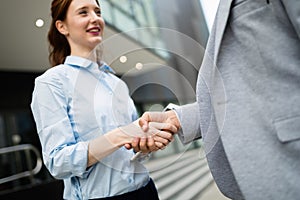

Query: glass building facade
left=101, top=0, right=169, bottom=58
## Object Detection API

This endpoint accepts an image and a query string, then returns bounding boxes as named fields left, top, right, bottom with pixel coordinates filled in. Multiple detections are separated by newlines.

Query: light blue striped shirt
left=30, top=56, right=150, bottom=200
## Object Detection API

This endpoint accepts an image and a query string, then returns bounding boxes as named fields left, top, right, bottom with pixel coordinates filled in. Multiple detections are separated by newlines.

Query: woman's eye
left=96, top=10, right=101, bottom=16
left=79, top=10, right=87, bottom=15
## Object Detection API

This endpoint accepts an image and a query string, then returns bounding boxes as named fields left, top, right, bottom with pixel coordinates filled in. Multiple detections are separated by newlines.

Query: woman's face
left=58, top=0, right=105, bottom=56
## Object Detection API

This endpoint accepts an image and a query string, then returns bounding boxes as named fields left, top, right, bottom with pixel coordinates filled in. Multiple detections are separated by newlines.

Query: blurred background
left=0, top=0, right=230, bottom=199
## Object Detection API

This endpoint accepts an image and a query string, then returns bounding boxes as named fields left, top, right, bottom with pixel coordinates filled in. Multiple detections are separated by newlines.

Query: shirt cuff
left=174, top=102, right=201, bottom=144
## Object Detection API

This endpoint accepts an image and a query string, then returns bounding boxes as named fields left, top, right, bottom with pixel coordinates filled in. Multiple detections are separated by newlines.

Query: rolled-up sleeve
left=31, top=77, right=90, bottom=179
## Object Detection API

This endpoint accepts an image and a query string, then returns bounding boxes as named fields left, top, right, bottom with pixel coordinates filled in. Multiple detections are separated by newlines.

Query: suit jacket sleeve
left=174, top=102, right=202, bottom=144
left=281, top=0, right=300, bottom=38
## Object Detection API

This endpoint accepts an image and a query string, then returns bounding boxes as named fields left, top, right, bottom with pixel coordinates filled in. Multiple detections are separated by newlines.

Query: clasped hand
left=123, top=110, right=181, bottom=153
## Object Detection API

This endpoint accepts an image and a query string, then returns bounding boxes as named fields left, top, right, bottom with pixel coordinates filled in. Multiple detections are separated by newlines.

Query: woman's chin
left=92, top=38, right=102, bottom=46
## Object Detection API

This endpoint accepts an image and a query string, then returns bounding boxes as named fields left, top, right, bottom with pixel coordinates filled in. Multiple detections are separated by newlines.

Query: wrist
left=105, top=128, right=132, bottom=147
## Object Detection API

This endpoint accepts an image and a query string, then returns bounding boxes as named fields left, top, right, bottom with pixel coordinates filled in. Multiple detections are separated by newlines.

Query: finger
left=154, top=130, right=174, bottom=142
left=161, top=123, right=178, bottom=134
left=153, top=135, right=169, bottom=145
left=147, top=136, right=158, bottom=152
left=124, top=143, right=132, bottom=150
left=154, top=142, right=166, bottom=150
left=149, top=122, right=178, bottom=134
left=139, top=137, right=149, bottom=153
left=131, top=137, right=141, bottom=153
left=139, top=112, right=151, bottom=132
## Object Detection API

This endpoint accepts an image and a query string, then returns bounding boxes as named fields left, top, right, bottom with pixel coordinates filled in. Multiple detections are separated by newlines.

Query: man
left=136, top=0, right=300, bottom=199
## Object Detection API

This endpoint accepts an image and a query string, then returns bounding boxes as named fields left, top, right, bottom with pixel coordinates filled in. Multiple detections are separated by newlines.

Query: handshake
left=121, top=107, right=181, bottom=155
left=88, top=105, right=181, bottom=166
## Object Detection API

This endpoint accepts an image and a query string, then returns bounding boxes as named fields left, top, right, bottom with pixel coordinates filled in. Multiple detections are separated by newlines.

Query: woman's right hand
left=125, top=111, right=180, bottom=153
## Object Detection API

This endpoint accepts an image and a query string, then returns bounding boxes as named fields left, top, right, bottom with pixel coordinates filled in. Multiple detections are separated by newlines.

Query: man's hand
left=127, top=110, right=181, bottom=153
left=139, top=110, right=181, bottom=132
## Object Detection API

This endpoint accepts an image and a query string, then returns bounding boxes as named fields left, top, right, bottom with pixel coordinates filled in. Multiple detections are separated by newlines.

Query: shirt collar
left=64, top=56, right=115, bottom=74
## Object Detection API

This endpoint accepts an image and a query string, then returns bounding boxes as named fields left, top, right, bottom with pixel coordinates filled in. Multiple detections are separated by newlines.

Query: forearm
left=88, top=128, right=132, bottom=167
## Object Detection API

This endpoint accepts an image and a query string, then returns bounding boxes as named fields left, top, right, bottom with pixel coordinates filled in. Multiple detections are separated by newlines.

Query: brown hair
left=48, top=0, right=100, bottom=67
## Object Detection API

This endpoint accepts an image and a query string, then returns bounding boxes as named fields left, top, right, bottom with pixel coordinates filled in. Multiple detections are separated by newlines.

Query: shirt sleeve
left=174, top=102, right=202, bottom=144
left=30, top=77, right=90, bottom=180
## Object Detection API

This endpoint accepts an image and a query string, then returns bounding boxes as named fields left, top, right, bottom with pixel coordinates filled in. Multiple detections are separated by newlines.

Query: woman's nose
left=90, top=12, right=101, bottom=22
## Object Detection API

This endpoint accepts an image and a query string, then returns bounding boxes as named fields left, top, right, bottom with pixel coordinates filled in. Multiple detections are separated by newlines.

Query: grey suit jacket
left=176, top=0, right=300, bottom=199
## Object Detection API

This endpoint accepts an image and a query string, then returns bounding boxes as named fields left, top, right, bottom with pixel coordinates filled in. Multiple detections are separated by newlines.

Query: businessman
left=136, top=0, right=300, bottom=199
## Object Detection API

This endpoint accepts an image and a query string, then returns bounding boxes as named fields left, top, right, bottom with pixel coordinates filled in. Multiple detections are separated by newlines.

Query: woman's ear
left=55, top=20, right=69, bottom=36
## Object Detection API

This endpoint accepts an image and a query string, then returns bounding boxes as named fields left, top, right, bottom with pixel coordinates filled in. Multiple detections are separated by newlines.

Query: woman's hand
left=125, top=111, right=181, bottom=153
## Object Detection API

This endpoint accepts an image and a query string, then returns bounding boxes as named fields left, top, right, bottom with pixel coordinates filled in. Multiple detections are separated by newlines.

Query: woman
left=30, top=0, right=176, bottom=199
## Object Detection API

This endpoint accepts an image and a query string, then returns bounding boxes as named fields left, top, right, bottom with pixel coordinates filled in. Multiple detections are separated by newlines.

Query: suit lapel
left=214, top=0, right=233, bottom=61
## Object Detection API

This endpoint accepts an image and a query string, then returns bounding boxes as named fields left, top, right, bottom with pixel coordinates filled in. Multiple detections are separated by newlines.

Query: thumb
left=139, top=118, right=149, bottom=132
left=139, top=112, right=151, bottom=131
